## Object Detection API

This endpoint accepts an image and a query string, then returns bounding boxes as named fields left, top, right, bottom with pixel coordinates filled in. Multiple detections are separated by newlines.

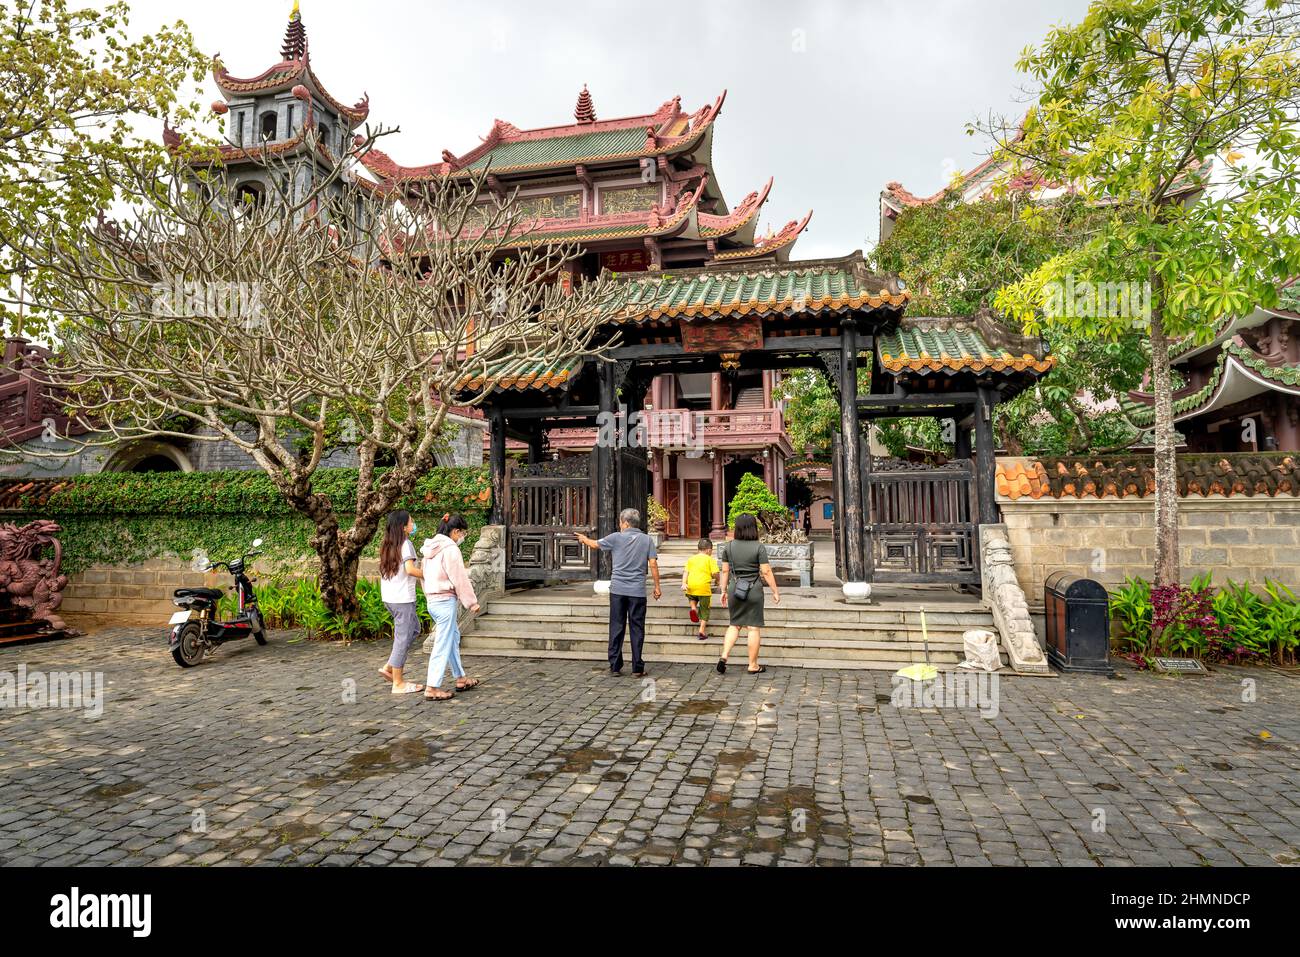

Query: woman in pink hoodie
left=420, top=513, right=481, bottom=701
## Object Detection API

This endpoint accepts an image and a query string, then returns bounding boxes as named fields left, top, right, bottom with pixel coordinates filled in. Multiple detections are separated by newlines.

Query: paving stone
left=1, top=627, right=1295, bottom=867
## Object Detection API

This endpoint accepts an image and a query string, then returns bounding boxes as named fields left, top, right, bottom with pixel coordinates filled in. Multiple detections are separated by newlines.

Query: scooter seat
left=174, top=587, right=224, bottom=601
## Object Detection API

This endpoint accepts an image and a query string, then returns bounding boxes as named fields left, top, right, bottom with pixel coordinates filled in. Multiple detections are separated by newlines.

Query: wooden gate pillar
left=975, top=385, right=999, bottom=526
left=839, top=322, right=867, bottom=582
left=595, top=361, right=617, bottom=577
left=489, top=407, right=507, bottom=525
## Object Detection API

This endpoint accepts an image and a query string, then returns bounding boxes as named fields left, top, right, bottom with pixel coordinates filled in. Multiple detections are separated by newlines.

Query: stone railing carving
left=979, top=524, right=1048, bottom=674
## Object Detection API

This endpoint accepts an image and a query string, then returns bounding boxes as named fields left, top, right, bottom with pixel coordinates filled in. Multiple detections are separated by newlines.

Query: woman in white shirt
left=378, top=510, right=424, bottom=694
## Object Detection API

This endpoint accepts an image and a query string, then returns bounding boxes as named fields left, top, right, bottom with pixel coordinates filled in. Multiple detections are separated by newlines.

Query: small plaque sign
left=679, top=315, right=764, bottom=353
left=1152, top=657, right=1209, bottom=675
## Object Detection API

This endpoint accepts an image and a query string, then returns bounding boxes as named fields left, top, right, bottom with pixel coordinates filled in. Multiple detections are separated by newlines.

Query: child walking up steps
left=681, top=538, right=720, bottom=641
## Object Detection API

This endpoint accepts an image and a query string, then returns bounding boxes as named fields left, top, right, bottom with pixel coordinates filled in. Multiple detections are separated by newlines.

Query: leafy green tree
left=0, top=0, right=206, bottom=336
left=993, top=0, right=1300, bottom=585
left=872, top=193, right=1147, bottom=455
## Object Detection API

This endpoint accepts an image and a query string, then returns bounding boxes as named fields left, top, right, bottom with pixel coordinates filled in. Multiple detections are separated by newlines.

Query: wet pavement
left=1, top=625, right=1297, bottom=866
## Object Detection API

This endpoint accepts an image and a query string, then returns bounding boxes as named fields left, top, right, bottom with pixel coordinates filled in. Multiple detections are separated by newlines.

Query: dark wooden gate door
left=616, top=446, right=649, bottom=530
left=504, top=452, right=597, bottom=581
left=865, top=459, right=979, bottom=584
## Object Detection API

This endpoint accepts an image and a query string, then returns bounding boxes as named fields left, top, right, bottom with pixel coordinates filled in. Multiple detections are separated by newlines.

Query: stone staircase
left=460, top=582, right=1009, bottom=672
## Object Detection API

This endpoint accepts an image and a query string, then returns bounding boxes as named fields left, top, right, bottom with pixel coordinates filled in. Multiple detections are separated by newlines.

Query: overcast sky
left=121, top=0, right=1092, bottom=259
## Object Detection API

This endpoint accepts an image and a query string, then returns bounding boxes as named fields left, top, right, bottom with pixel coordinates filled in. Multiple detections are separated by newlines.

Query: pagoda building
left=1121, top=283, right=1300, bottom=452
left=171, top=1, right=378, bottom=228
left=356, top=81, right=814, bottom=537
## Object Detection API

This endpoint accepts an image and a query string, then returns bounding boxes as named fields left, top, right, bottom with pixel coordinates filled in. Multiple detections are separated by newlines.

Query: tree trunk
left=316, top=538, right=361, bottom=620
left=1149, top=305, right=1180, bottom=588
left=279, top=477, right=364, bottom=621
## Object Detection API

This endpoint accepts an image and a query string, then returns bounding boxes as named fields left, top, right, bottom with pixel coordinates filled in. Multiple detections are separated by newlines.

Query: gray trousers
left=385, top=601, right=422, bottom=669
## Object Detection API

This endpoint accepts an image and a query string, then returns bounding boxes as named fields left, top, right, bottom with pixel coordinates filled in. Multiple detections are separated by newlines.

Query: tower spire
left=280, top=1, right=307, bottom=61
left=574, top=84, right=596, bottom=124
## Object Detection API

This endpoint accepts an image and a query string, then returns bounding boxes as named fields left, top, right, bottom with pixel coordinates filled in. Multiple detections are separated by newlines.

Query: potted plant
left=646, top=495, right=669, bottom=547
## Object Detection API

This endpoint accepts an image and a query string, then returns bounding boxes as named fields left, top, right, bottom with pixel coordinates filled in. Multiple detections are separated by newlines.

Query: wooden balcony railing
left=548, top=408, right=786, bottom=450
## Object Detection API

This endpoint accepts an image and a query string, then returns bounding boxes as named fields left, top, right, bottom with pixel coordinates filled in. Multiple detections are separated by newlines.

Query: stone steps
left=461, top=590, right=1007, bottom=672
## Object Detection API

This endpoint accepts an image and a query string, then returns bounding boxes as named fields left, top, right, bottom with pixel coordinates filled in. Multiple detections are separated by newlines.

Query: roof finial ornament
left=281, top=1, right=307, bottom=61
left=574, top=84, right=596, bottom=124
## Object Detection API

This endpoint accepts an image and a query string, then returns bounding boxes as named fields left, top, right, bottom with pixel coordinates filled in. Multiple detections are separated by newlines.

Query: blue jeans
left=425, top=596, right=465, bottom=689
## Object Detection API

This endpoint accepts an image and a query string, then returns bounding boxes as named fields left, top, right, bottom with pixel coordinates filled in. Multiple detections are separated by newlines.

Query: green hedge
left=14, top=466, right=490, bottom=516
left=10, top=467, right=491, bottom=577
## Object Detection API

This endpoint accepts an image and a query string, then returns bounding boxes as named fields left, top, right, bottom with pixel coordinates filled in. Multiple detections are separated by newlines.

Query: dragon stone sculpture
left=0, top=519, right=70, bottom=631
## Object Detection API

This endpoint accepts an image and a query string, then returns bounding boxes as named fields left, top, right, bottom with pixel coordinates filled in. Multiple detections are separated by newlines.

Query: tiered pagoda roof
left=210, top=5, right=369, bottom=126
left=1121, top=280, right=1300, bottom=431
left=356, top=91, right=725, bottom=185
left=354, top=82, right=812, bottom=265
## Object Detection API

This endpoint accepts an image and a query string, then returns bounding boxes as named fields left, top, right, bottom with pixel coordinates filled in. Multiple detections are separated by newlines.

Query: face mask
left=409, top=522, right=417, bottom=536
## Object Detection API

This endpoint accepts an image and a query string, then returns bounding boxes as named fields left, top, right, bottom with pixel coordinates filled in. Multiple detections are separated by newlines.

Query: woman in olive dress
left=717, top=513, right=781, bottom=675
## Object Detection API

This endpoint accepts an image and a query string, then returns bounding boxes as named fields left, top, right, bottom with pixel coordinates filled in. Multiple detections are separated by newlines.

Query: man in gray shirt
left=576, top=507, right=661, bottom=676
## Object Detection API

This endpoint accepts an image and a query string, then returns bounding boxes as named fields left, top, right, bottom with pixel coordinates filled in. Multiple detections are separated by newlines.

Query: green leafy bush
left=1111, top=573, right=1299, bottom=667
left=219, top=576, right=435, bottom=642
left=726, top=472, right=783, bottom=527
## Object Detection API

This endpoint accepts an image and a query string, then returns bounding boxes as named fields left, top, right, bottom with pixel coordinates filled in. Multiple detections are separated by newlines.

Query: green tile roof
left=460, top=128, right=657, bottom=173
left=876, top=317, right=1054, bottom=375
left=456, top=356, right=583, bottom=393
left=612, top=255, right=907, bottom=323
left=1124, top=337, right=1300, bottom=427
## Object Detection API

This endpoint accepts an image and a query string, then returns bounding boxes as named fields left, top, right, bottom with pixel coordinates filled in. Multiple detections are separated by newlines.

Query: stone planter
left=761, top=540, right=815, bottom=588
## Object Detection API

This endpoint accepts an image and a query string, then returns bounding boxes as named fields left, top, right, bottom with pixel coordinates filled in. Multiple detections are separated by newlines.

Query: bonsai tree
left=726, top=471, right=799, bottom=542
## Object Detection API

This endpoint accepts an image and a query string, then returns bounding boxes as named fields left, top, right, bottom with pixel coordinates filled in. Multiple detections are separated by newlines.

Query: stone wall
left=999, top=495, right=1300, bottom=607
left=64, top=556, right=379, bottom=627
left=0, top=414, right=485, bottom=479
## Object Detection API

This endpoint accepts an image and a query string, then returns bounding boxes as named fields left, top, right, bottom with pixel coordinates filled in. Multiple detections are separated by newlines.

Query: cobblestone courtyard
left=1, top=626, right=1297, bottom=867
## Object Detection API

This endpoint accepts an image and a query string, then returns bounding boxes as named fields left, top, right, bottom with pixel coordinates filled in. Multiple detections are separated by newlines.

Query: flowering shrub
left=1150, top=581, right=1237, bottom=661
left=1112, top=573, right=1298, bottom=668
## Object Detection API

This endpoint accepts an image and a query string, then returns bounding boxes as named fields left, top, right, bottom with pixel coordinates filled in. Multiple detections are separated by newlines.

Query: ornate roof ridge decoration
left=709, top=209, right=812, bottom=263
left=383, top=178, right=708, bottom=259
left=355, top=91, right=727, bottom=183
left=574, top=84, right=596, bottom=124
left=997, top=453, right=1300, bottom=501
left=610, top=250, right=909, bottom=324
left=877, top=309, right=1054, bottom=376
left=281, top=1, right=306, bottom=60
left=698, top=177, right=773, bottom=240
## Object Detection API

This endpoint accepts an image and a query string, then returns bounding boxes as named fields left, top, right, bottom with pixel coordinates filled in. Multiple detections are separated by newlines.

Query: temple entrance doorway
left=664, top=479, right=713, bottom=538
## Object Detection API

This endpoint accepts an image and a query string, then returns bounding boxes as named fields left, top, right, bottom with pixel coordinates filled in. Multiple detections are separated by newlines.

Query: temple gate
left=459, top=253, right=1053, bottom=592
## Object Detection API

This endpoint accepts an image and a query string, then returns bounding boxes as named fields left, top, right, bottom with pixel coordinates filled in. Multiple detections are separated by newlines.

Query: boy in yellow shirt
left=681, top=538, right=720, bottom=640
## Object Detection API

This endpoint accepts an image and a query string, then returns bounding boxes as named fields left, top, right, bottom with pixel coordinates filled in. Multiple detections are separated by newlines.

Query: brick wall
left=999, top=495, right=1300, bottom=607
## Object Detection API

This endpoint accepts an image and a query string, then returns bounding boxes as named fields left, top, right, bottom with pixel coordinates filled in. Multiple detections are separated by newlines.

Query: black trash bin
left=1044, top=571, right=1112, bottom=675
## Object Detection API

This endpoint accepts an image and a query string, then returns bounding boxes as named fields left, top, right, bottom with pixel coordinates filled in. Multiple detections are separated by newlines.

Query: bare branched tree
left=3, top=132, right=622, bottom=616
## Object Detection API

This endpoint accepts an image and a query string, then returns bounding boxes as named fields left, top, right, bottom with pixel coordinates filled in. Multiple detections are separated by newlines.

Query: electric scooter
left=167, top=538, right=267, bottom=667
